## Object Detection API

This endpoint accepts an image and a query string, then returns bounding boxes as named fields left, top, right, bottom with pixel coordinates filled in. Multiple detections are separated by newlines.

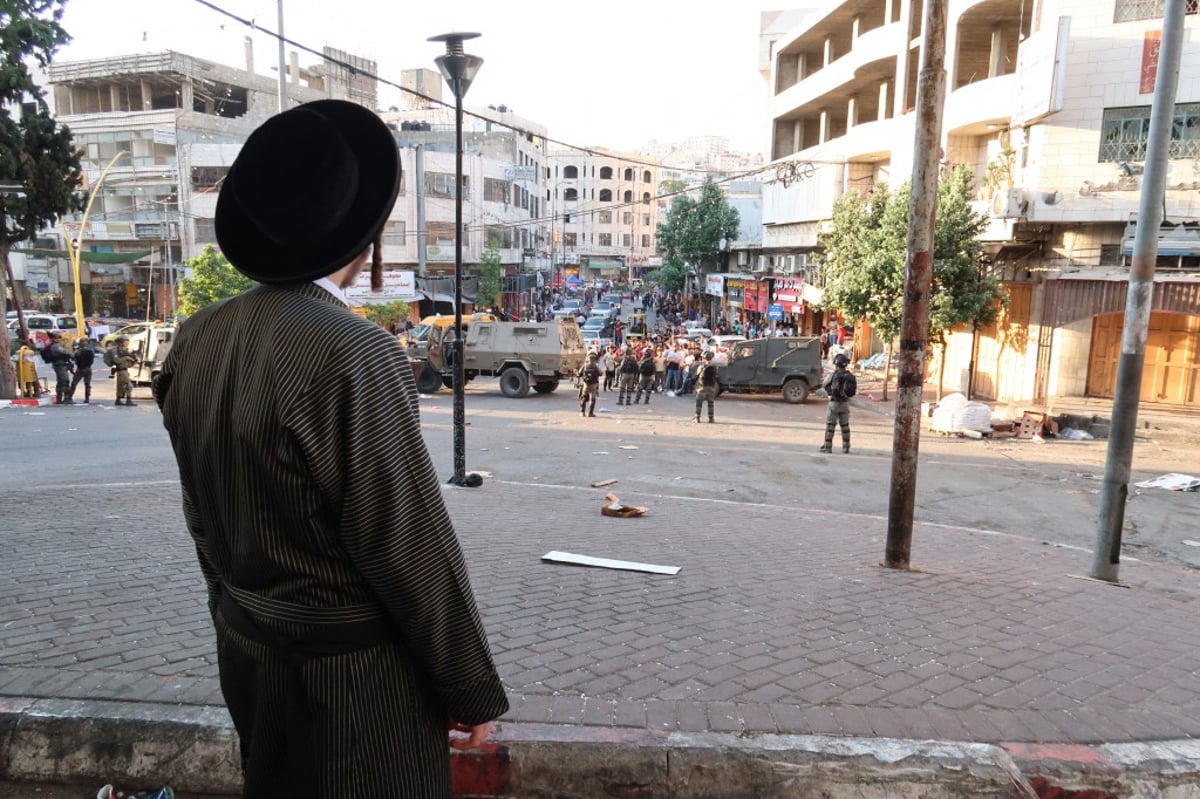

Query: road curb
left=3, top=698, right=1200, bottom=797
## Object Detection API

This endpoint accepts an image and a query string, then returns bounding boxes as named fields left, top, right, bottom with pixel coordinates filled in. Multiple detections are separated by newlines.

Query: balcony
left=944, top=73, right=1017, bottom=134
left=773, top=23, right=903, bottom=120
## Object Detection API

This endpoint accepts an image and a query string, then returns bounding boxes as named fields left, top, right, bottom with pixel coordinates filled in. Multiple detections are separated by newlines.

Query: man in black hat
left=154, top=100, right=508, bottom=797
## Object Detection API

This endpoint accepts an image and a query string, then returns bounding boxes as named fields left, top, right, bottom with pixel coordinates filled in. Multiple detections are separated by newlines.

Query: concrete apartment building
left=21, top=52, right=551, bottom=319
left=761, top=0, right=1200, bottom=408
left=545, top=149, right=663, bottom=286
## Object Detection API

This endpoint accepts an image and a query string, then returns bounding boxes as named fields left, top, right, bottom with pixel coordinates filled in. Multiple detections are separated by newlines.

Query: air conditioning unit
left=751, top=256, right=767, bottom=273
left=990, top=188, right=1027, bottom=219
left=737, top=250, right=749, bottom=266
left=779, top=255, right=797, bottom=274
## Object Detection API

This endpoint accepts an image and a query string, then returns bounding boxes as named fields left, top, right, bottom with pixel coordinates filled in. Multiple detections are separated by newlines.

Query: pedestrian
left=67, top=337, right=96, bottom=404
left=820, top=352, right=857, bottom=453
left=694, top=350, right=719, bottom=423
left=819, top=329, right=829, bottom=360
left=602, top=345, right=616, bottom=391
left=110, top=335, right=138, bottom=406
left=152, top=100, right=508, bottom=797
left=616, top=344, right=639, bottom=406
left=579, top=350, right=601, bottom=417
left=45, top=331, right=74, bottom=404
left=634, top=347, right=656, bottom=405
left=16, top=337, right=40, bottom=398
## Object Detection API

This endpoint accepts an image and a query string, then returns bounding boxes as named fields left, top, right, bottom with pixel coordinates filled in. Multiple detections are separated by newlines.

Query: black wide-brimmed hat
left=215, top=100, right=401, bottom=283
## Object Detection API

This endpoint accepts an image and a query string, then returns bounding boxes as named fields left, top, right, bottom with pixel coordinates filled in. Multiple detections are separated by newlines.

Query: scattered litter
left=1059, top=428, right=1094, bottom=440
left=598, top=407, right=612, bottom=413
left=542, top=550, right=679, bottom=575
left=1182, top=540, right=1200, bottom=547
left=591, top=451, right=609, bottom=455
left=619, top=445, right=639, bottom=450
left=961, top=429, right=983, bottom=439
left=1032, top=433, right=1045, bottom=444
left=1134, top=473, right=1200, bottom=491
left=591, top=478, right=618, bottom=488
left=857, top=352, right=891, bottom=369
left=472, top=470, right=493, bottom=478
left=600, top=492, right=648, bottom=518
left=97, top=786, right=174, bottom=799
left=479, top=448, right=489, bottom=451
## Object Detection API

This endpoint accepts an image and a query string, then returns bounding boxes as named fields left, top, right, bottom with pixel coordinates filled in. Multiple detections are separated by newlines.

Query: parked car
left=101, top=321, right=162, bottom=348
left=7, top=313, right=80, bottom=350
left=552, top=299, right=583, bottom=319
left=589, top=301, right=618, bottom=321
left=580, top=316, right=612, bottom=338
left=708, top=334, right=748, bottom=364
left=602, top=292, right=624, bottom=306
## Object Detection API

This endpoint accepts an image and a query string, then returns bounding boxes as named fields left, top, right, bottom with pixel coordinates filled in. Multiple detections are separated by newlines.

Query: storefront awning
left=587, top=259, right=625, bottom=271
left=14, top=248, right=152, bottom=263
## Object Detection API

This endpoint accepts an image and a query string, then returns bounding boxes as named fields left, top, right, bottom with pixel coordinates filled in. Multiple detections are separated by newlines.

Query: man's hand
left=448, top=720, right=494, bottom=750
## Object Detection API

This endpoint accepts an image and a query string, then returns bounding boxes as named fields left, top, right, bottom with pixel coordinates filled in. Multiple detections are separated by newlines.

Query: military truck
left=716, top=336, right=822, bottom=403
left=122, top=324, right=177, bottom=390
left=421, top=319, right=587, bottom=397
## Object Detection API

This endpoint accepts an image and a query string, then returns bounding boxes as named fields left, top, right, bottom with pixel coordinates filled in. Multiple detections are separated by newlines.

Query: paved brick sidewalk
left=3, top=476, right=1198, bottom=749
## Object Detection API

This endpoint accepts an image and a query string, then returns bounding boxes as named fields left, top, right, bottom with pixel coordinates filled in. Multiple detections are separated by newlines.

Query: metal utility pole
left=415, top=144, right=428, bottom=278
left=884, top=0, right=947, bottom=569
left=1092, top=0, right=1186, bottom=583
left=276, top=0, right=287, bottom=112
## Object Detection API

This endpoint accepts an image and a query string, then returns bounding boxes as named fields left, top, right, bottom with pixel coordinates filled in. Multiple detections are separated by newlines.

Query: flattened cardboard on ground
left=542, top=550, right=680, bottom=575
left=601, top=491, right=648, bottom=517
left=590, top=478, right=618, bottom=488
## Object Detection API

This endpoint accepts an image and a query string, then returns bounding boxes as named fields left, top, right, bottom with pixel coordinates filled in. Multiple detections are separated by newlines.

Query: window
left=1099, top=103, right=1200, bottom=161
left=598, top=211, right=612, bottom=224
left=642, top=214, right=650, bottom=226
left=564, top=188, right=578, bottom=201
left=382, top=221, right=406, bottom=247
left=622, top=234, right=632, bottom=247
left=600, top=166, right=613, bottom=179
left=563, top=165, right=578, bottom=178
left=623, top=168, right=634, bottom=180
left=427, top=221, right=458, bottom=246
left=642, top=170, right=652, bottom=183
left=1114, top=0, right=1197, bottom=21
left=485, top=225, right=513, bottom=248
left=641, top=234, right=651, bottom=248
left=484, top=177, right=508, bottom=203
left=425, top=171, right=469, bottom=198
left=564, top=232, right=577, bottom=247
left=194, top=218, right=217, bottom=243
left=642, top=192, right=651, bottom=204
left=622, top=212, right=633, bottom=224
left=599, top=189, right=612, bottom=202
left=190, top=166, right=228, bottom=192
left=598, top=233, right=612, bottom=247
left=623, top=190, right=633, bottom=203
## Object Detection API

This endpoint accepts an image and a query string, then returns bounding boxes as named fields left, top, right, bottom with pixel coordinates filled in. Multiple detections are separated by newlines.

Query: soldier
left=633, top=347, right=656, bottom=405
left=46, top=331, right=75, bottom=404
left=820, top=353, right=857, bottom=453
left=67, top=337, right=96, bottom=404
left=579, top=351, right=602, bottom=417
left=694, top=350, right=719, bottom=423
left=616, top=344, right=639, bottom=406
left=111, top=335, right=139, bottom=406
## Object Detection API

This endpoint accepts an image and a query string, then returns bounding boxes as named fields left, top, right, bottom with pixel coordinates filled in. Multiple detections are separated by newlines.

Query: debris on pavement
left=929, top=393, right=994, bottom=436
left=1134, top=473, right=1200, bottom=491
left=591, top=478, right=618, bottom=488
left=542, top=550, right=679, bottom=575
left=600, top=492, right=648, bottom=517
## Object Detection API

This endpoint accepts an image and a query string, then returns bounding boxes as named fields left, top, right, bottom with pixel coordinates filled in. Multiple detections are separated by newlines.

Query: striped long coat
left=156, top=282, right=508, bottom=798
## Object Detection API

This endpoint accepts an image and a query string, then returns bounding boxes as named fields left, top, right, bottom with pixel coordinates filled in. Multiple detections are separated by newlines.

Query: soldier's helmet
left=48, top=330, right=62, bottom=339
left=116, top=335, right=130, bottom=344
left=833, top=353, right=850, bottom=368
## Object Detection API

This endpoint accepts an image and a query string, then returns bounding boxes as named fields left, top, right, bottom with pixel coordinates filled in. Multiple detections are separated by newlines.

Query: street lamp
left=430, top=31, right=484, bottom=488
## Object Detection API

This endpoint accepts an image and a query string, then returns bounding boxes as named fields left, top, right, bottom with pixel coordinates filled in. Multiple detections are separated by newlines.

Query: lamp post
left=63, top=150, right=127, bottom=339
left=430, top=31, right=484, bottom=488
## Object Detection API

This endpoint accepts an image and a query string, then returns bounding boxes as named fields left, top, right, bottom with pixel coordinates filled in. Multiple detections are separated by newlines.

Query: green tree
left=818, top=165, right=1003, bottom=399
left=476, top=245, right=502, bottom=310
left=361, top=300, right=411, bottom=330
left=656, top=177, right=739, bottom=278
left=645, top=261, right=687, bottom=293
left=177, top=245, right=257, bottom=316
left=0, top=0, right=84, bottom=399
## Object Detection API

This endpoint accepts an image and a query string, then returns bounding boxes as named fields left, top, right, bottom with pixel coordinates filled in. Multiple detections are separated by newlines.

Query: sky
left=55, top=0, right=789, bottom=158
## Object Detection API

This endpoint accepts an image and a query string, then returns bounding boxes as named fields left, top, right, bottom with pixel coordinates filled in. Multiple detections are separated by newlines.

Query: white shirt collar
left=313, top=276, right=350, bottom=306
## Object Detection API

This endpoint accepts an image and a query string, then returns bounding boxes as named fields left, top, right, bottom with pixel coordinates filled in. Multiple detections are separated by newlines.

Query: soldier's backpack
left=103, top=346, right=117, bottom=367
left=831, top=370, right=857, bottom=400
left=40, top=345, right=54, bottom=364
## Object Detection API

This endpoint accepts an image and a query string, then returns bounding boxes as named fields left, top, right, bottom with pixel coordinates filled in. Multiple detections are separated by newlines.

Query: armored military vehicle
left=421, top=319, right=587, bottom=397
left=717, top=336, right=822, bottom=403
left=122, top=324, right=177, bottom=390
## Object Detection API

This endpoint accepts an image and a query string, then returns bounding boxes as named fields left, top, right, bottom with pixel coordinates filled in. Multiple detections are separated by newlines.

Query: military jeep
left=422, top=320, right=587, bottom=398
left=717, top=336, right=822, bottom=403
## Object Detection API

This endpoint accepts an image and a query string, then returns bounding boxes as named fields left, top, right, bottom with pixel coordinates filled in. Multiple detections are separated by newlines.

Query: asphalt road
left=4, top=364, right=1196, bottom=571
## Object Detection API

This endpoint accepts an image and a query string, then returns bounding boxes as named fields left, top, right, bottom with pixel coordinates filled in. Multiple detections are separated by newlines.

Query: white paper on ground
left=542, top=550, right=680, bottom=575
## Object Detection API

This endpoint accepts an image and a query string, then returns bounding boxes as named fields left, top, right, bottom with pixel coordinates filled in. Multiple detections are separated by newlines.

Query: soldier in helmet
left=67, top=337, right=96, bottom=404
left=111, top=335, right=139, bottom=406
left=579, top=350, right=602, bottom=417
left=693, top=349, right=719, bottom=423
left=46, top=331, right=75, bottom=404
left=820, top=352, right=857, bottom=453
left=616, top=344, right=639, bottom=406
